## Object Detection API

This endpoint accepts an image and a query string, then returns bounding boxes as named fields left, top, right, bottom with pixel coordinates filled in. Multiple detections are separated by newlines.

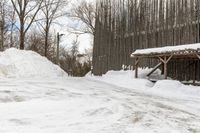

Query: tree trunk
left=44, top=28, right=49, bottom=57
left=19, top=31, right=25, bottom=49
left=0, top=20, right=4, bottom=51
left=19, top=19, right=25, bottom=49
left=44, top=17, right=50, bottom=57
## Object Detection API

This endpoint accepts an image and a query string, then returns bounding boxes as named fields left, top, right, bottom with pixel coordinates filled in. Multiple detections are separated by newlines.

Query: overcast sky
left=52, top=0, right=94, bottom=53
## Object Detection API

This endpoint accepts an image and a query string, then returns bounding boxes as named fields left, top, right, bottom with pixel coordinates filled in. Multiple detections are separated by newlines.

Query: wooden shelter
left=131, top=44, right=200, bottom=82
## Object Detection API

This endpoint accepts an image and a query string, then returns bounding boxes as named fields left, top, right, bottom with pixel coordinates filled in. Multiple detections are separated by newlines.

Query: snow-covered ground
left=0, top=49, right=200, bottom=133
left=1, top=76, right=200, bottom=133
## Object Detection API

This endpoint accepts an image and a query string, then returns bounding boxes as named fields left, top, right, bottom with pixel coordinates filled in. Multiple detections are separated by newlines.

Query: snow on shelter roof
left=131, top=43, right=200, bottom=57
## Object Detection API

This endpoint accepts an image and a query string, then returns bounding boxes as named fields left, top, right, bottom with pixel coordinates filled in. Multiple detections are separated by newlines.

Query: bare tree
left=69, top=0, right=95, bottom=35
left=0, top=0, right=10, bottom=51
left=8, top=9, right=17, bottom=48
left=71, top=36, right=79, bottom=62
left=27, top=29, right=56, bottom=62
left=84, top=47, right=92, bottom=65
left=38, top=0, right=68, bottom=57
left=0, top=1, right=6, bottom=51
left=59, top=37, right=91, bottom=77
left=10, top=0, right=43, bottom=49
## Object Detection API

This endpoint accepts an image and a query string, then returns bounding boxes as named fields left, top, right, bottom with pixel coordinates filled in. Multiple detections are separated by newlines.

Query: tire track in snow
left=0, top=77, right=200, bottom=133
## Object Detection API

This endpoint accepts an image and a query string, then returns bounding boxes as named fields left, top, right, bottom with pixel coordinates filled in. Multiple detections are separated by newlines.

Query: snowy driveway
left=0, top=77, right=200, bottom=133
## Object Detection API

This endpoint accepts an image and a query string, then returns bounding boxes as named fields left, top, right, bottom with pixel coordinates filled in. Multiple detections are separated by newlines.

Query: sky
left=52, top=0, right=94, bottom=53
left=8, top=0, right=94, bottom=53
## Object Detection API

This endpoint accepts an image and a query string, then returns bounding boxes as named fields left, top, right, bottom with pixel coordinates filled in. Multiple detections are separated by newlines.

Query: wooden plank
left=147, top=62, right=163, bottom=77
left=196, top=53, right=200, bottom=59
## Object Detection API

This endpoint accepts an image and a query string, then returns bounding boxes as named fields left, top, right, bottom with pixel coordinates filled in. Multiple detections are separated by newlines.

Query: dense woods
left=93, top=0, right=200, bottom=81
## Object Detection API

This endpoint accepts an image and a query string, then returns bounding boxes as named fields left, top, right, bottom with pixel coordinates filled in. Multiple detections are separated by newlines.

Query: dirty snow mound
left=0, top=48, right=66, bottom=78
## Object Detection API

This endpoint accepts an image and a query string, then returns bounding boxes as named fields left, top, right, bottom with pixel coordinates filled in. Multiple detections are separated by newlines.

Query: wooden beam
left=147, top=62, right=163, bottom=77
left=166, top=55, right=173, bottom=63
left=158, top=55, right=173, bottom=63
left=196, top=53, right=200, bottom=59
left=158, top=56, right=165, bottom=63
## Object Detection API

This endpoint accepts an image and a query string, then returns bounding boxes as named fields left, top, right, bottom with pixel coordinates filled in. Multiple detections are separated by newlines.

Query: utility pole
left=57, top=32, right=64, bottom=65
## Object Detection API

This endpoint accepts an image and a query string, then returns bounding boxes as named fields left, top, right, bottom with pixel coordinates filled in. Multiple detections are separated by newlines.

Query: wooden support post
left=135, top=58, right=139, bottom=78
left=158, top=55, right=173, bottom=79
left=194, top=53, right=199, bottom=84
left=164, top=56, right=167, bottom=79
left=193, top=62, right=196, bottom=84
left=161, top=63, right=164, bottom=74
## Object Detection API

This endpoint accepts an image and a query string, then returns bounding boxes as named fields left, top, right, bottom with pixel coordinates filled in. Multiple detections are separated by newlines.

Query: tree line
left=0, top=0, right=93, bottom=76
left=93, top=0, right=200, bottom=79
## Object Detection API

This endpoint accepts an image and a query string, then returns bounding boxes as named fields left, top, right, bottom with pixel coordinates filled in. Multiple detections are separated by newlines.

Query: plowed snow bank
left=0, top=48, right=66, bottom=78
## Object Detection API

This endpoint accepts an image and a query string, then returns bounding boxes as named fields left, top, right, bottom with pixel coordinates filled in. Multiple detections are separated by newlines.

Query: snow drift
left=0, top=48, right=66, bottom=78
left=86, top=69, right=154, bottom=90
left=151, top=80, right=200, bottom=99
left=88, top=69, right=200, bottom=100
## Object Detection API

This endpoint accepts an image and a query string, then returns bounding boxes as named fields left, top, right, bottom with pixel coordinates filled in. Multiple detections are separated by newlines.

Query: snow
left=0, top=49, right=200, bottom=133
left=151, top=80, right=200, bottom=99
left=131, top=43, right=200, bottom=56
left=86, top=69, right=155, bottom=90
left=88, top=69, right=200, bottom=100
left=0, top=76, right=200, bottom=133
left=0, top=48, right=66, bottom=78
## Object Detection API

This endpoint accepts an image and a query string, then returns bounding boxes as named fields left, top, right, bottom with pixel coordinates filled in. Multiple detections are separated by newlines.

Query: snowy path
left=0, top=77, right=200, bottom=133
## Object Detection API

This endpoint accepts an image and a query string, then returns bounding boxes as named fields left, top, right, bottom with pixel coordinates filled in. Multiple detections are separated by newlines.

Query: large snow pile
left=0, top=48, right=66, bottom=78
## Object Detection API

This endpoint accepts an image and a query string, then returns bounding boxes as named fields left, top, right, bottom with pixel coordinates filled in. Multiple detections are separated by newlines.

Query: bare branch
left=11, top=0, right=44, bottom=49
left=69, top=0, right=95, bottom=35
